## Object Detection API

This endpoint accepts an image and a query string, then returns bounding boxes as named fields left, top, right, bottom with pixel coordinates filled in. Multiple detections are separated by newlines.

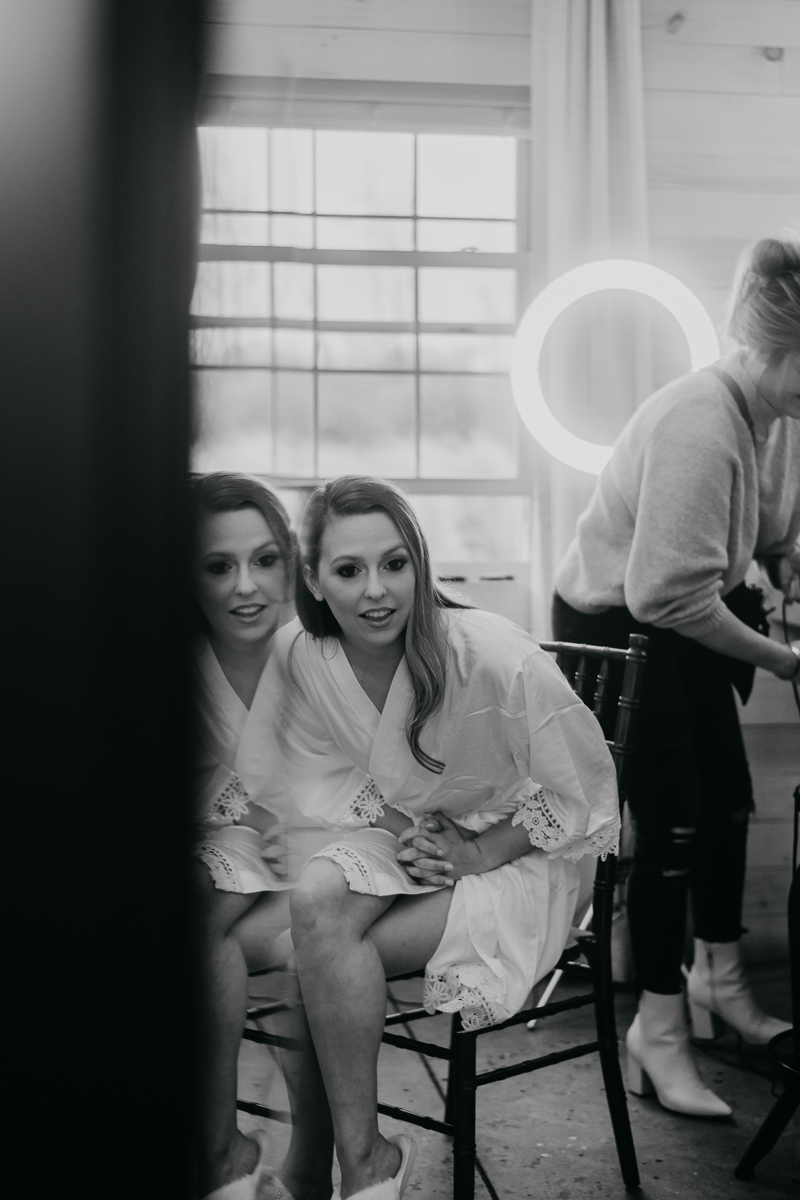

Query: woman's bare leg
left=271, top=966, right=335, bottom=1200
left=231, top=917, right=336, bottom=1200
left=291, top=860, right=452, bottom=1200
left=193, top=865, right=290, bottom=1196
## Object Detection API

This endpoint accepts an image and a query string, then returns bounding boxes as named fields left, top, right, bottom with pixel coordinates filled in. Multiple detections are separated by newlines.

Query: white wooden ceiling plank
left=784, top=47, right=800, bottom=91
left=647, top=144, right=800, bottom=191
left=642, top=38, right=783, bottom=94
left=642, top=0, right=800, bottom=48
left=648, top=187, right=800, bottom=239
left=207, top=23, right=529, bottom=86
left=207, top=0, right=531, bottom=37
left=645, top=90, right=800, bottom=146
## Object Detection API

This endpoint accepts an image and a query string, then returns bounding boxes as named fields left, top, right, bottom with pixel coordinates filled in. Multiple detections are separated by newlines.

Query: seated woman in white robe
left=273, top=476, right=620, bottom=1200
left=191, top=473, right=331, bottom=1200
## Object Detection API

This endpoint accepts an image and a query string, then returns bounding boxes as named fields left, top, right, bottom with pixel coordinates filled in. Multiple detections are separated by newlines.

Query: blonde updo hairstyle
left=726, top=235, right=800, bottom=364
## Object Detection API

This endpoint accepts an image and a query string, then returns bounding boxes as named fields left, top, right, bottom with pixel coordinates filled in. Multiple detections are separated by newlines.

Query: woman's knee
left=192, top=858, right=255, bottom=938
left=290, top=857, right=352, bottom=942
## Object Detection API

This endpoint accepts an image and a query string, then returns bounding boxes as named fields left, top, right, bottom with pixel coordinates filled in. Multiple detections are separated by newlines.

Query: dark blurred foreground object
left=0, top=2, right=205, bottom=1196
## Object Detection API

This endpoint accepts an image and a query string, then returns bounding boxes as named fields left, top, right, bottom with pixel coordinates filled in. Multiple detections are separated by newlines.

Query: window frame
left=191, top=130, right=533, bottom=498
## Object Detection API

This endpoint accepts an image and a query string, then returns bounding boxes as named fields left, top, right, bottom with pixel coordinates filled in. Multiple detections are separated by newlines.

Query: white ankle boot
left=687, top=937, right=792, bottom=1046
left=626, top=990, right=732, bottom=1117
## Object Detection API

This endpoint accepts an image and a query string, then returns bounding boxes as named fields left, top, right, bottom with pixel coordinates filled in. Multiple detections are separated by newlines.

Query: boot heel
left=689, top=996, right=724, bottom=1041
left=627, top=1053, right=654, bottom=1097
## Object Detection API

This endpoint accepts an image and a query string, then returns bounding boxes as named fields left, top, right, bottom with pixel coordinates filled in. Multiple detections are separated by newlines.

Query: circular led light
left=510, top=259, right=720, bottom=475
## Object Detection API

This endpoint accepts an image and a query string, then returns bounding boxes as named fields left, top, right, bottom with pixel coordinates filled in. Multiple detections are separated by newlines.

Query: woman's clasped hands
left=397, top=812, right=482, bottom=887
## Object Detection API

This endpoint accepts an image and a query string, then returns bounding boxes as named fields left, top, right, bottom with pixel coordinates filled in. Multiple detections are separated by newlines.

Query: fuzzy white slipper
left=202, top=1129, right=272, bottom=1200
left=335, top=1135, right=417, bottom=1200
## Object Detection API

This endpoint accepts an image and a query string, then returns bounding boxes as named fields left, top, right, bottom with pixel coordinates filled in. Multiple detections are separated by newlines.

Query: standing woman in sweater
left=553, top=235, right=800, bottom=1118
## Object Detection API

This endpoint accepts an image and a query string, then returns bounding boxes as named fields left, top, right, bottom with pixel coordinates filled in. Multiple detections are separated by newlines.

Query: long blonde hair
left=295, top=477, right=468, bottom=774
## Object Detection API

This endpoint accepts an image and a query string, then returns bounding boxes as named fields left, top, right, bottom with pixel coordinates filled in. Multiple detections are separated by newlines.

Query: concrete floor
left=240, top=964, right=798, bottom=1199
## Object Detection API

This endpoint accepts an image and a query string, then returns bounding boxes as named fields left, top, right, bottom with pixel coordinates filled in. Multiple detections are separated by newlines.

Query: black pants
left=552, top=594, right=754, bottom=994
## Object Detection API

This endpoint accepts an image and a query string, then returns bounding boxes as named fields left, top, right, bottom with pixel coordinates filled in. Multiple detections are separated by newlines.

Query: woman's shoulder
left=441, top=607, right=544, bottom=678
left=633, top=368, right=739, bottom=440
left=271, top=616, right=340, bottom=680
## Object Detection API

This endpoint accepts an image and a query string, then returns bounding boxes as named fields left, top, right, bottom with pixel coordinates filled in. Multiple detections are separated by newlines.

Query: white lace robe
left=243, top=608, right=620, bottom=1029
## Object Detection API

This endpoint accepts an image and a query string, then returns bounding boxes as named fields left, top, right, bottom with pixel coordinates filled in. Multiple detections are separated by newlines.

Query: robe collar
left=326, top=637, right=416, bottom=792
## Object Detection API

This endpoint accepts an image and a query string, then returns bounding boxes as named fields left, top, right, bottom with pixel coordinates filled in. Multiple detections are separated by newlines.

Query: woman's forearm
left=471, top=816, right=537, bottom=874
left=373, top=806, right=415, bottom=837
left=692, top=607, right=798, bottom=678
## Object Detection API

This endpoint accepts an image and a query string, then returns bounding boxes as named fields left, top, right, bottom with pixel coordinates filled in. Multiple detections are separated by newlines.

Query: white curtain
left=527, top=0, right=649, bottom=634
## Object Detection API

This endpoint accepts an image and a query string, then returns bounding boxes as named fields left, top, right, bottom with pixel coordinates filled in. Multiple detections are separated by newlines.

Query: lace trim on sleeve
left=207, top=773, right=250, bottom=825
left=554, top=814, right=621, bottom=863
left=511, top=787, right=569, bottom=853
left=337, top=778, right=385, bottom=829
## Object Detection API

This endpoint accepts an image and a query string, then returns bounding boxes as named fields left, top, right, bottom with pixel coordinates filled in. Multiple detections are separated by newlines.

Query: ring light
left=510, top=260, right=720, bottom=475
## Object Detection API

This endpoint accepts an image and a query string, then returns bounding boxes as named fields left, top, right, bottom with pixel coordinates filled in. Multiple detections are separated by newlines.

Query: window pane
left=191, top=262, right=271, bottom=318
left=274, top=329, right=314, bottom=369
left=201, top=213, right=269, bottom=245
left=418, top=268, right=516, bottom=324
left=413, top=495, right=530, bottom=561
left=190, top=329, right=272, bottom=367
left=274, top=262, right=314, bottom=321
left=315, top=131, right=414, bottom=216
left=317, top=265, right=415, bottom=323
left=417, top=135, right=516, bottom=219
left=318, top=374, right=416, bottom=477
left=419, top=334, right=512, bottom=372
left=316, top=217, right=414, bottom=251
left=417, top=219, right=515, bottom=254
left=191, top=369, right=273, bottom=473
left=274, top=372, right=314, bottom=476
left=270, top=129, right=313, bottom=213
left=420, top=375, right=517, bottom=478
left=317, top=332, right=416, bottom=370
left=271, top=214, right=314, bottom=248
left=198, top=127, right=268, bottom=212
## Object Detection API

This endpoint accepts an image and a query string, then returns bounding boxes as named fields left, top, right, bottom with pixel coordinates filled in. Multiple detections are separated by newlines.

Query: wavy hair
left=190, top=473, right=297, bottom=630
left=725, top=235, right=800, bottom=363
left=295, top=477, right=468, bottom=773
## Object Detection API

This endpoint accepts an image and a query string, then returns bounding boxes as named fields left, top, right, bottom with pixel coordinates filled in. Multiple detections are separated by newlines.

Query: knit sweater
left=554, top=350, right=800, bottom=638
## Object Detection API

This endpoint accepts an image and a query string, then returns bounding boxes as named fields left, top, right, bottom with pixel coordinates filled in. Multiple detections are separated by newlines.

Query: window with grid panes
left=191, top=127, right=531, bottom=564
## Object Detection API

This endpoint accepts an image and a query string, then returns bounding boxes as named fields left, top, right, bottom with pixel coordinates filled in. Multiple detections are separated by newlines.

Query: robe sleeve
left=508, top=648, right=621, bottom=862
left=274, top=685, right=387, bottom=829
left=196, top=759, right=251, bottom=827
left=244, top=635, right=385, bottom=830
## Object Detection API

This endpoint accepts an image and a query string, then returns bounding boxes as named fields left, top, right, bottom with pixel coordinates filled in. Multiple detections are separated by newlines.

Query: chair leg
left=443, top=1012, right=457, bottom=1127
left=592, top=857, right=640, bottom=1191
left=734, top=1077, right=800, bottom=1181
left=450, top=1013, right=477, bottom=1200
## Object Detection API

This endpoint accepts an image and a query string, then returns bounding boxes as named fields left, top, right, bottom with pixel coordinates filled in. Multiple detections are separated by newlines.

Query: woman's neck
left=739, top=348, right=785, bottom=426
left=339, top=634, right=405, bottom=714
left=209, top=634, right=271, bottom=710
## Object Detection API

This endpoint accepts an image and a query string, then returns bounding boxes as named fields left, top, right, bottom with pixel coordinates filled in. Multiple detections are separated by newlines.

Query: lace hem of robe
left=316, top=843, right=374, bottom=893
left=337, top=778, right=385, bottom=829
left=423, top=963, right=507, bottom=1031
left=196, top=843, right=239, bottom=892
left=207, top=773, right=250, bottom=825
